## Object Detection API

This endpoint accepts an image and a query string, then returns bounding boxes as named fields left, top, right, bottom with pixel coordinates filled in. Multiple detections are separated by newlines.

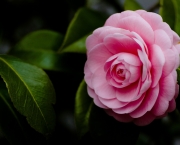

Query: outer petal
left=105, top=15, right=154, bottom=45
left=159, top=73, right=176, bottom=101
left=113, top=94, right=145, bottom=114
left=134, top=112, right=155, bottom=126
left=162, top=49, right=176, bottom=77
left=155, top=22, right=173, bottom=43
left=116, top=81, right=140, bottom=102
left=149, top=44, right=165, bottom=88
left=130, top=84, right=159, bottom=118
left=91, top=66, right=116, bottom=99
left=99, top=98, right=128, bottom=109
left=87, top=87, right=108, bottom=109
left=154, top=29, right=172, bottom=51
left=86, top=26, right=132, bottom=52
left=84, top=63, right=93, bottom=88
left=87, top=43, right=112, bottom=73
left=106, top=109, right=134, bottom=122
left=104, top=11, right=140, bottom=26
left=167, top=99, right=176, bottom=112
left=103, top=33, right=141, bottom=55
left=136, top=10, right=163, bottom=30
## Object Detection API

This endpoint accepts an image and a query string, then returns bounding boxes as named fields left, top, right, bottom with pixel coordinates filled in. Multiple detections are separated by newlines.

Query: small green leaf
left=89, top=105, right=140, bottom=145
left=124, top=0, right=142, bottom=10
left=0, top=80, right=28, bottom=145
left=75, top=80, right=93, bottom=138
left=14, top=30, right=63, bottom=51
left=172, top=0, right=180, bottom=35
left=59, top=7, right=107, bottom=52
left=159, top=0, right=175, bottom=30
left=11, top=50, right=86, bottom=73
left=62, top=35, right=88, bottom=53
left=0, top=55, right=56, bottom=134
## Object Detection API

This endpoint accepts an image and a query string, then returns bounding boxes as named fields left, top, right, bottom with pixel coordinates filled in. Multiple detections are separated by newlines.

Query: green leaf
left=177, top=67, right=180, bottom=83
left=89, top=105, right=140, bottom=145
left=124, top=0, right=142, bottom=10
left=62, top=35, right=88, bottom=53
left=59, top=7, right=107, bottom=52
left=0, top=80, right=28, bottom=145
left=172, top=0, right=180, bottom=35
left=14, top=30, right=63, bottom=51
left=159, top=0, right=175, bottom=30
left=11, top=50, right=86, bottom=73
left=0, top=55, right=56, bottom=134
left=75, top=80, right=93, bottom=138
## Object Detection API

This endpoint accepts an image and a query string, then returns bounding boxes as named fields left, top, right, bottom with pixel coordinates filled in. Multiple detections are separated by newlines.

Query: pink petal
left=159, top=73, right=176, bottom=101
left=172, top=46, right=180, bottom=69
left=134, top=112, right=156, bottom=126
left=155, top=22, right=173, bottom=43
left=138, top=74, right=152, bottom=96
left=116, top=81, right=140, bottom=102
left=103, top=33, right=140, bottom=55
left=84, top=63, right=93, bottom=88
left=87, top=87, right=108, bottom=109
left=130, top=84, right=159, bottom=118
left=172, top=30, right=180, bottom=45
left=86, top=26, right=132, bottom=53
left=154, top=29, right=172, bottom=51
left=149, top=44, right=165, bottom=88
left=94, top=83, right=116, bottom=100
left=128, top=65, right=141, bottom=83
left=105, top=109, right=134, bottom=122
left=136, top=10, right=163, bottom=30
left=162, top=49, right=176, bottom=77
left=137, top=49, right=150, bottom=81
left=91, top=66, right=116, bottom=100
left=105, top=16, right=154, bottom=46
left=167, top=99, right=176, bottom=113
left=151, top=96, right=169, bottom=116
left=87, top=43, right=112, bottom=73
left=99, top=97, right=128, bottom=109
left=113, top=94, right=145, bottom=114
left=104, top=11, right=140, bottom=26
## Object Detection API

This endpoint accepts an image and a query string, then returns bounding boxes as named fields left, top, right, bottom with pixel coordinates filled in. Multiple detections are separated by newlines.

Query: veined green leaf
left=124, top=0, right=142, bottom=10
left=75, top=80, right=93, bottom=138
left=59, top=7, right=106, bottom=52
left=0, top=55, right=56, bottom=134
left=11, top=50, right=86, bottom=73
left=0, top=80, right=28, bottom=145
left=159, top=0, right=175, bottom=30
left=14, top=30, right=63, bottom=51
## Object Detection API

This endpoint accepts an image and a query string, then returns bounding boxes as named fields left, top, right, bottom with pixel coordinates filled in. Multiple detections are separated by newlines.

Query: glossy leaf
left=11, top=50, right=86, bottom=73
left=0, top=80, right=28, bottom=145
left=172, top=0, right=180, bottom=35
left=159, top=0, right=175, bottom=30
left=75, top=80, right=93, bottom=138
left=14, top=30, right=63, bottom=51
left=59, top=7, right=107, bottom=52
left=89, top=105, right=140, bottom=145
left=62, top=35, right=88, bottom=53
left=124, top=0, right=142, bottom=10
left=0, top=55, right=56, bottom=134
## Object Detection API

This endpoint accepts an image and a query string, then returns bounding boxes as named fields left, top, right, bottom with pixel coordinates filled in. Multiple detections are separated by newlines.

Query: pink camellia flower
left=84, top=10, right=180, bottom=126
